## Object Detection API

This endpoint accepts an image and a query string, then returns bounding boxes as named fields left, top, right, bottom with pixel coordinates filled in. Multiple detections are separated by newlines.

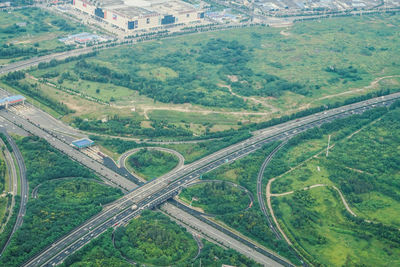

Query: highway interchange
left=5, top=91, right=397, bottom=266
left=0, top=5, right=399, bottom=266
left=1, top=31, right=400, bottom=266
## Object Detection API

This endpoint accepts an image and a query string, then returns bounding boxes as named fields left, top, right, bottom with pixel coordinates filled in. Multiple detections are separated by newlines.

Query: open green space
left=114, top=210, right=197, bottom=265
left=0, top=136, right=122, bottom=267
left=4, top=13, right=396, bottom=139
left=265, top=102, right=400, bottom=265
left=126, top=149, right=179, bottom=180
left=200, top=143, right=299, bottom=265
left=179, top=181, right=250, bottom=215
left=273, top=188, right=400, bottom=266
left=0, top=7, right=88, bottom=64
left=62, top=216, right=260, bottom=267
left=91, top=130, right=251, bottom=164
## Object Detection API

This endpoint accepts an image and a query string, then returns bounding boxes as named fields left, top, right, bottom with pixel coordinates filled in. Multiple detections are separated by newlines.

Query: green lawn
left=126, top=149, right=179, bottom=180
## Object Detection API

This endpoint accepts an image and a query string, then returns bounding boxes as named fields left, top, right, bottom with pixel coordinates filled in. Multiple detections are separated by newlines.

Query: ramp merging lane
left=0, top=92, right=397, bottom=266
left=0, top=130, right=28, bottom=256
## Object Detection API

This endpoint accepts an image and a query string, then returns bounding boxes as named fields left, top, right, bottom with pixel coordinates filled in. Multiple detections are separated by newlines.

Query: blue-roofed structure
left=0, top=95, right=25, bottom=108
left=71, top=138, right=94, bottom=149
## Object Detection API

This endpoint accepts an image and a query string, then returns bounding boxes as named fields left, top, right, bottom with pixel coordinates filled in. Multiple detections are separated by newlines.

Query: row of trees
left=2, top=74, right=74, bottom=116
left=0, top=136, right=122, bottom=267
left=70, top=58, right=247, bottom=108
left=73, top=116, right=192, bottom=138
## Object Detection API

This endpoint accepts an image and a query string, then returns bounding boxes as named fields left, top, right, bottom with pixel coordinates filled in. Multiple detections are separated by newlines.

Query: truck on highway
left=131, top=204, right=138, bottom=210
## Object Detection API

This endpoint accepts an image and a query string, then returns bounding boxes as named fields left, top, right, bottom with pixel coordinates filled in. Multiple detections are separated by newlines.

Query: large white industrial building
left=72, top=0, right=205, bottom=31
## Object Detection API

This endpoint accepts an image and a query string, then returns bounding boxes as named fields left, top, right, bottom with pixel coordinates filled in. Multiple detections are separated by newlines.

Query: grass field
left=273, top=187, right=400, bottom=266
left=268, top=105, right=400, bottom=265
left=126, top=149, right=179, bottom=180
left=0, top=7, right=88, bottom=64
left=179, top=181, right=250, bottom=215
left=9, top=13, right=398, bottom=138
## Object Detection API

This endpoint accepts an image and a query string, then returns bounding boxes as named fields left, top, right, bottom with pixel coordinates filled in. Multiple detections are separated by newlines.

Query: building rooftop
left=93, top=0, right=199, bottom=18
left=150, top=0, right=197, bottom=14
left=71, top=138, right=94, bottom=148
left=113, top=5, right=157, bottom=18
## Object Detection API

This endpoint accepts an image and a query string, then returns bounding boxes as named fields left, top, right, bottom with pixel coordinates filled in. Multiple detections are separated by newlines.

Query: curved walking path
left=270, top=184, right=357, bottom=217
left=118, top=147, right=185, bottom=181
left=256, top=141, right=288, bottom=239
left=306, top=75, right=400, bottom=108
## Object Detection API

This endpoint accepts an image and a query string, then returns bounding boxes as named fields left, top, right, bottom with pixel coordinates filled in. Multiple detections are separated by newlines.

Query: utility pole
left=326, top=134, right=331, bottom=157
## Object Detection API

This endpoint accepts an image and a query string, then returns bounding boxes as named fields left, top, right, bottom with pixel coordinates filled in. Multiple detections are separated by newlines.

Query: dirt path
left=266, top=177, right=292, bottom=245
left=270, top=183, right=357, bottom=217
left=305, top=75, right=400, bottom=108
left=141, top=105, right=272, bottom=120
left=280, top=30, right=291, bottom=36
left=219, top=83, right=280, bottom=113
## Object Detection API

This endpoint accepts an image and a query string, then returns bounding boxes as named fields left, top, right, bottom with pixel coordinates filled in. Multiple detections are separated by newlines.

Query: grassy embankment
left=126, top=149, right=179, bottom=180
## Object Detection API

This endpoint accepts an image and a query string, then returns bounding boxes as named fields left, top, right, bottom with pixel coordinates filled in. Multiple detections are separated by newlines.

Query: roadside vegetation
left=262, top=102, right=400, bottom=265
left=114, top=210, right=197, bottom=265
left=200, top=143, right=299, bottom=264
left=91, top=130, right=251, bottom=163
left=0, top=7, right=88, bottom=64
left=179, top=181, right=250, bottom=215
left=2, top=13, right=398, bottom=139
left=61, top=211, right=261, bottom=267
left=126, top=149, right=179, bottom=180
left=0, top=136, right=122, bottom=267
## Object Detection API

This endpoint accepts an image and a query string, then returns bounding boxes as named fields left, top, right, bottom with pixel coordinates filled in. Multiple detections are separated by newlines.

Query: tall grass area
left=268, top=103, right=400, bottom=266
left=13, top=13, right=400, bottom=139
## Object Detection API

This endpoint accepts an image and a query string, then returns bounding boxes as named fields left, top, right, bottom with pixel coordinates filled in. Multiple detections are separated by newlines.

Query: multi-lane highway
left=0, top=47, right=96, bottom=74
left=0, top=130, right=28, bottom=255
left=16, top=92, right=400, bottom=266
left=0, top=109, right=137, bottom=191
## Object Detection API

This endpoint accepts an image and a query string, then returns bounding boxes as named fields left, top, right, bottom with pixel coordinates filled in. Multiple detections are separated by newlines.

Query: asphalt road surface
left=0, top=109, right=137, bottom=191
left=162, top=202, right=285, bottom=267
left=0, top=130, right=28, bottom=256
left=0, top=47, right=95, bottom=74
left=18, top=92, right=400, bottom=266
